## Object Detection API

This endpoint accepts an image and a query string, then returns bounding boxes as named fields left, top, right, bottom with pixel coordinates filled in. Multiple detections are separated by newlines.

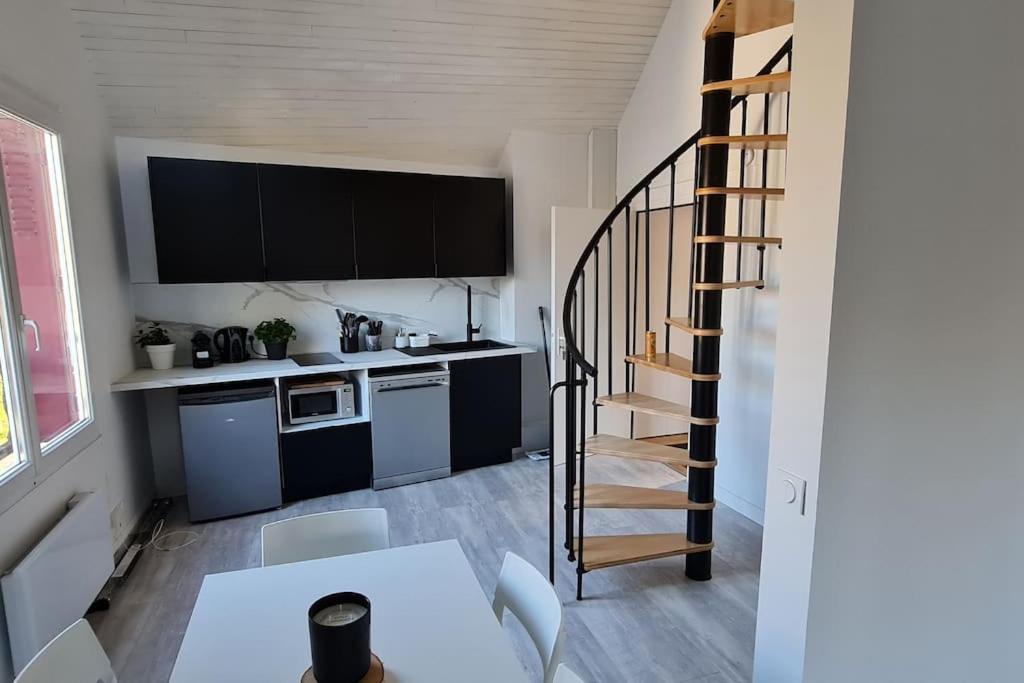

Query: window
left=0, top=107, right=91, bottom=487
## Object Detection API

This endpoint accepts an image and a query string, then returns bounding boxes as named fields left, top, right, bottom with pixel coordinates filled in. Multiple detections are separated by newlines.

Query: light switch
left=781, top=479, right=798, bottom=504
left=777, top=468, right=807, bottom=516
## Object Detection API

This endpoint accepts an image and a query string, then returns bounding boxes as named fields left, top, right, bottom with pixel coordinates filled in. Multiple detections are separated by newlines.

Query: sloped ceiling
left=69, top=0, right=671, bottom=166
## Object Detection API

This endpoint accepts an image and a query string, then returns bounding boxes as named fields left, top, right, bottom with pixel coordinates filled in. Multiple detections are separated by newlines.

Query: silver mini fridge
left=178, top=382, right=282, bottom=521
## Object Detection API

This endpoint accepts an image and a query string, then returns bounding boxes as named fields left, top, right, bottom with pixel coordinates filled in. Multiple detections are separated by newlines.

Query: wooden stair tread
left=694, top=235, right=782, bottom=246
left=574, top=534, right=713, bottom=570
left=696, top=186, right=785, bottom=199
left=694, top=280, right=765, bottom=291
left=595, top=393, right=718, bottom=426
left=704, top=0, right=794, bottom=39
left=697, top=134, right=788, bottom=150
left=585, top=434, right=716, bottom=469
left=702, top=71, right=791, bottom=96
left=574, top=484, right=714, bottom=511
left=640, top=433, right=689, bottom=447
left=665, top=462, right=689, bottom=477
left=665, top=317, right=723, bottom=337
left=625, top=353, right=721, bottom=381
left=637, top=434, right=691, bottom=476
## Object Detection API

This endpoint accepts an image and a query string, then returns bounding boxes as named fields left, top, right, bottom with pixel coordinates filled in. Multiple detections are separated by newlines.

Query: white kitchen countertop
left=111, top=342, right=535, bottom=392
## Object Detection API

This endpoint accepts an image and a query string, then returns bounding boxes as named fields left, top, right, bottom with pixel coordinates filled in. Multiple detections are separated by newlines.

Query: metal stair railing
left=551, top=37, right=793, bottom=600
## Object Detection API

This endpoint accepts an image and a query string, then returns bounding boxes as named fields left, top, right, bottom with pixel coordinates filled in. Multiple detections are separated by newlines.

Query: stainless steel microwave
left=286, top=376, right=355, bottom=425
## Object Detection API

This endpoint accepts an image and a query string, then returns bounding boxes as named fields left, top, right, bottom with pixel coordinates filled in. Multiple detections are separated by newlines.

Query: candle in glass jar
left=308, top=592, right=372, bottom=683
left=313, top=602, right=368, bottom=627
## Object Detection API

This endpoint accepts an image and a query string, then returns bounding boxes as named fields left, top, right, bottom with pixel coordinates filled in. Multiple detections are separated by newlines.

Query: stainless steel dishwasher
left=369, top=364, right=450, bottom=490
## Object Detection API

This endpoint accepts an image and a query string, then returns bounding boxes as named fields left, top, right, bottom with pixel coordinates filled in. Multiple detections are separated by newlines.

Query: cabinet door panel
left=281, top=423, right=372, bottom=503
left=260, top=164, right=356, bottom=281
left=449, top=356, right=522, bottom=472
left=148, top=157, right=264, bottom=283
left=353, top=171, right=435, bottom=279
left=434, top=176, right=507, bottom=277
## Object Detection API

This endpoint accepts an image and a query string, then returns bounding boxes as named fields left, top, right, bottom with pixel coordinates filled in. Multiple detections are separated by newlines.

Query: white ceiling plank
left=176, top=31, right=649, bottom=65
left=71, top=9, right=659, bottom=48
left=122, top=0, right=664, bottom=27
left=84, top=47, right=645, bottom=78
left=67, top=0, right=671, bottom=164
left=75, top=0, right=664, bottom=36
left=79, top=41, right=647, bottom=77
left=87, top=55, right=641, bottom=84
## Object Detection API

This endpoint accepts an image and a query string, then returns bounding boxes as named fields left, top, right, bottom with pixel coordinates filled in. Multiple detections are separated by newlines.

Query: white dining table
left=169, top=539, right=529, bottom=682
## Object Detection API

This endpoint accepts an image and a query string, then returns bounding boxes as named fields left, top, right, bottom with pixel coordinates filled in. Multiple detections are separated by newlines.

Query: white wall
left=615, top=0, right=791, bottom=522
left=616, top=0, right=705, bottom=197
left=501, top=130, right=589, bottom=450
left=587, top=128, right=617, bottom=210
left=0, top=2, right=152, bottom=680
left=752, top=1, right=855, bottom=680
left=799, top=1, right=1022, bottom=680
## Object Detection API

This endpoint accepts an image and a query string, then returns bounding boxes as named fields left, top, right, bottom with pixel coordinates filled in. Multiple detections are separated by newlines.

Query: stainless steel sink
left=430, top=339, right=514, bottom=353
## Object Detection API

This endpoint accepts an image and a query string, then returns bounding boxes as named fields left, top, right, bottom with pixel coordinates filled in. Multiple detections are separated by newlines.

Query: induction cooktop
left=290, top=352, right=343, bottom=367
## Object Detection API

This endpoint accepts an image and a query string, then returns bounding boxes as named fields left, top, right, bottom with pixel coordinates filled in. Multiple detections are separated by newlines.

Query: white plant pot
left=146, top=343, right=176, bottom=370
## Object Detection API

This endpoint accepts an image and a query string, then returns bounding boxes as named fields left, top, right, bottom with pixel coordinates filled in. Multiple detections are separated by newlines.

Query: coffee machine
left=190, top=331, right=214, bottom=369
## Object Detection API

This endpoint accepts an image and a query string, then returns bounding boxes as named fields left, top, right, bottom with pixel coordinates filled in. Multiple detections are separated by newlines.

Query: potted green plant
left=135, top=322, right=175, bottom=370
left=254, top=317, right=297, bottom=360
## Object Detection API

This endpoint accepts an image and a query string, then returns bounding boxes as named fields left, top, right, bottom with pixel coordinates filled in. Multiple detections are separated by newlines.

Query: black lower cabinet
left=281, top=423, right=372, bottom=503
left=449, top=356, right=522, bottom=472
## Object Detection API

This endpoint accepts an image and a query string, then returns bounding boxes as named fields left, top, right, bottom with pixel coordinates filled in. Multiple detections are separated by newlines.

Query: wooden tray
left=301, top=653, right=383, bottom=683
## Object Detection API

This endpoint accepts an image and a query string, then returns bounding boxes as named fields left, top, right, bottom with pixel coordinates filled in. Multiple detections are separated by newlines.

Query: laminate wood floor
left=88, top=456, right=762, bottom=682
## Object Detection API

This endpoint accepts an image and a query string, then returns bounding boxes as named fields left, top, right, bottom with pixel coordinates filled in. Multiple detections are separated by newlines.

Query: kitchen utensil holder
left=340, top=335, right=360, bottom=354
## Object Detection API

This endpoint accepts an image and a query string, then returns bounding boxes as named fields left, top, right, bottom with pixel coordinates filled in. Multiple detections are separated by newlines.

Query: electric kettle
left=213, top=326, right=250, bottom=363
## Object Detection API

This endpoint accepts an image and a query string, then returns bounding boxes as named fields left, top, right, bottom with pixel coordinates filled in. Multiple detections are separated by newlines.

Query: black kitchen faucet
left=466, top=285, right=481, bottom=342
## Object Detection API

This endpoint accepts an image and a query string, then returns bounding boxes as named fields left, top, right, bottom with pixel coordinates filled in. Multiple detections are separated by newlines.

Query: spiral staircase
left=549, top=0, right=795, bottom=599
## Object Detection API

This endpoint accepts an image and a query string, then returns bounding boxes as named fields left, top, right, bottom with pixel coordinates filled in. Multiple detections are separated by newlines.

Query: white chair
left=554, top=664, right=584, bottom=682
left=492, top=552, right=565, bottom=683
left=14, top=619, right=115, bottom=683
left=261, top=508, right=390, bottom=567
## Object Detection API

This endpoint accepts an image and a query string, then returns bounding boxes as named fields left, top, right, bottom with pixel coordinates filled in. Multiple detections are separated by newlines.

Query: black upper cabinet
left=352, top=171, right=435, bottom=279
left=148, top=159, right=508, bottom=283
left=148, top=157, right=264, bottom=283
left=434, top=176, right=507, bottom=277
left=259, top=164, right=356, bottom=281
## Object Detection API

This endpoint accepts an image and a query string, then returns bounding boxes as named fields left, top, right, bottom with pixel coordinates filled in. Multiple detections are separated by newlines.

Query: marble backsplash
left=131, top=277, right=504, bottom=368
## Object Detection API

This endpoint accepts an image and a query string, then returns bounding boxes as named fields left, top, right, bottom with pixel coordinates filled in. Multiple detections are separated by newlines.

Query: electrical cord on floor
left=143, top=518, right=203, bottom=552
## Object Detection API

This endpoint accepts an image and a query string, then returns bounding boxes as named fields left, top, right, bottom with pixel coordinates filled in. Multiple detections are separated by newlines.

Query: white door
left=551, top=205, right=695, bottom=465
left=550, top=207, right=612, bottom=466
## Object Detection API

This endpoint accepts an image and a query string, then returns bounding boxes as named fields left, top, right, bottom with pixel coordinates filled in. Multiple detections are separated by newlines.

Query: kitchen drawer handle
left=375, top=382, right=446, bottom=392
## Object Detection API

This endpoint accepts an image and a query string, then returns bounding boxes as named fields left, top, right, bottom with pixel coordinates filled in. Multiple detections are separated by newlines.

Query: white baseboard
left=520, top=419, right=549, bottom=453
left=715, top=485, right=765, bottom=526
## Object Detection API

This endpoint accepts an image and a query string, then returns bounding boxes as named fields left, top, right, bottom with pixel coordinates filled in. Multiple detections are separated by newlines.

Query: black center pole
left=686, top=29, right=734, bottom=582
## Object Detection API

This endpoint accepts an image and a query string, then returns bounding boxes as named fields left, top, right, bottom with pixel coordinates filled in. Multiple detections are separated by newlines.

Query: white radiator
left=2, top=491, right=114, bottom=672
